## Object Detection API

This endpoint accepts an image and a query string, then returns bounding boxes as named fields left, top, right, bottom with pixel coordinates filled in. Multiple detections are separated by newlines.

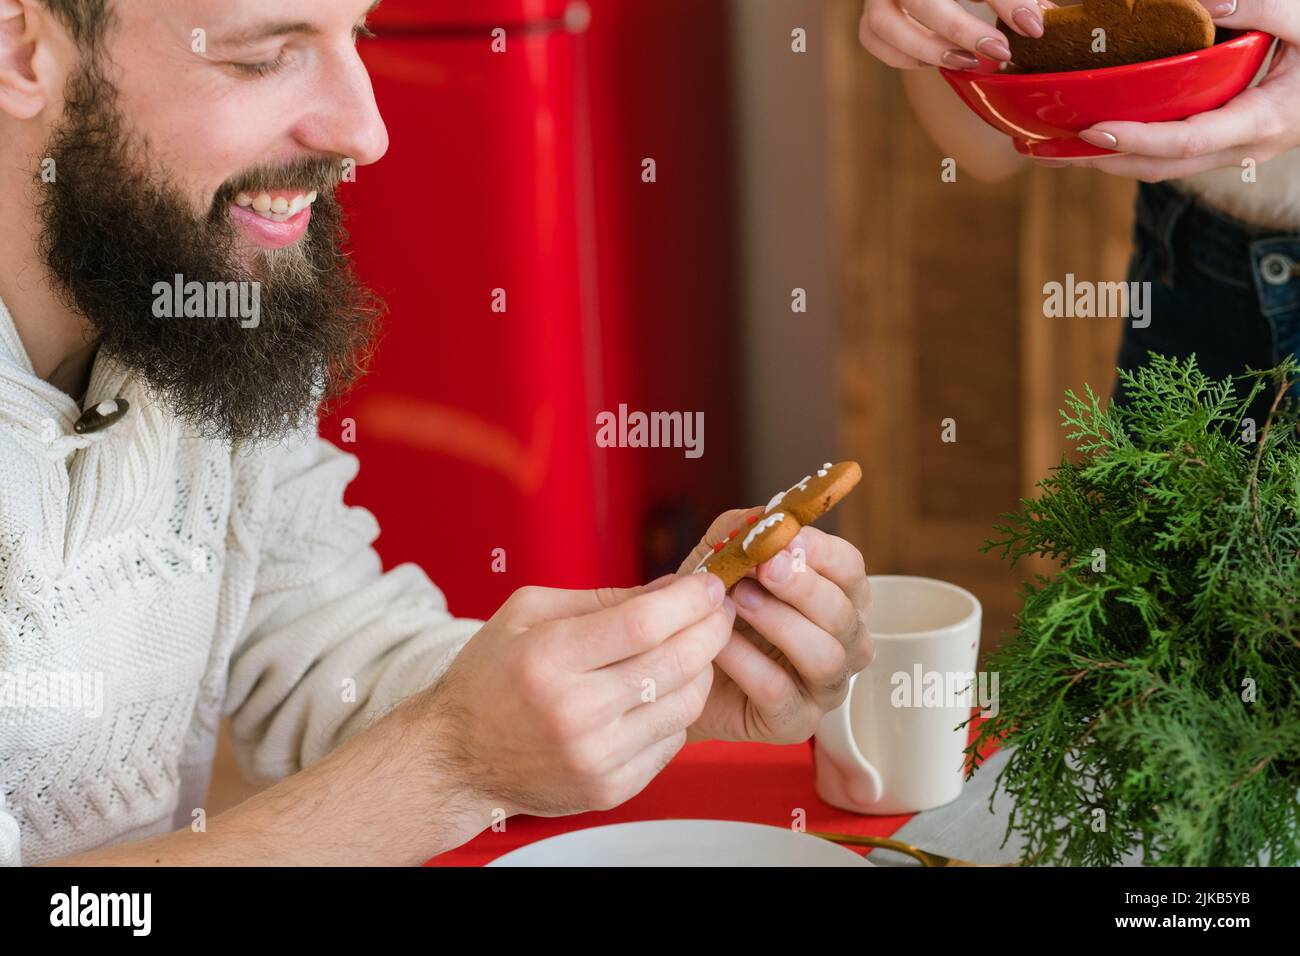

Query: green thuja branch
left=971, top=353, right=1300, bottom=866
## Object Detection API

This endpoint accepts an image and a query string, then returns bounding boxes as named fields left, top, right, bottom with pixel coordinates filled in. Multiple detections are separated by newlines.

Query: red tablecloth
left=427, top=716, right=996, bottom=866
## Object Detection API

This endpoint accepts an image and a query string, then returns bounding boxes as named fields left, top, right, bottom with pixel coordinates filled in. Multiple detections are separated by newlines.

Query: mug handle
left=814, top=674, right=885, bottom=809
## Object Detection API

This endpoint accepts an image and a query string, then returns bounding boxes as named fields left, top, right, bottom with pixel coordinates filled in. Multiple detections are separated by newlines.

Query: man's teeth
left=233, top=190, right=319, bottom=222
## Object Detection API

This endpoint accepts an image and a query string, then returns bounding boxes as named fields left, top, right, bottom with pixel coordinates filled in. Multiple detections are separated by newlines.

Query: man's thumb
left=502, top=576, right=679, bottom=628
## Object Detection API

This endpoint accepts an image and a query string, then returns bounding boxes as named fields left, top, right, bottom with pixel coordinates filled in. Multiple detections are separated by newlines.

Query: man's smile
left=230, top=188, right=319, bottom=248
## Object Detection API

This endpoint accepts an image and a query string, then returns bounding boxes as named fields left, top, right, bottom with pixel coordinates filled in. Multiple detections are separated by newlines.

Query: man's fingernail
left=1079, top=129, right=1118, bottom=149
left=790, top=528, right=810, bottom=554
left=976, top=36, right=1012, bottom=61
left=1205, top=0, right=1237, bottom=17
left=766, top=551, right=792, bottom=584
left=734, top=580, right=762, bottom=610
left=705, top=574, right=725, bottom=605
left=1011, top=6, right=1044, bottom=38
left=941, top=49, right=981, bottom=70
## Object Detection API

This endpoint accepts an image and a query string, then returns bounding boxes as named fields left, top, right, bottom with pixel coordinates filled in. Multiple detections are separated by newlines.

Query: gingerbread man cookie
left=1000, top=0, right=1215, bottom=74
left=690, top=461, right=863, bottom=589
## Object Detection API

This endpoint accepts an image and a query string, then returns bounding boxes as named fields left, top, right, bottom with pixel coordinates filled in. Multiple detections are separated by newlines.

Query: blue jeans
left=1115, top=181, right=1300, bottom=428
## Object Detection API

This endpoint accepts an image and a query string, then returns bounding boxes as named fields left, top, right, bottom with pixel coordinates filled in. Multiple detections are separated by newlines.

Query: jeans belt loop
left=1153, top=185, right=1192, bottom=287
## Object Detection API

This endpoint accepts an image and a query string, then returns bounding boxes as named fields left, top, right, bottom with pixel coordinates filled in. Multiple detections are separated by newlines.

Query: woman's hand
left=859, top=0, right=1054, bottom=70
left=1054, top=1, right=1300, bottom=180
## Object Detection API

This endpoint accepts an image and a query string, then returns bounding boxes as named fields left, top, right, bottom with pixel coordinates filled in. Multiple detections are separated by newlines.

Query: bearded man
left=0, top=0, right=874, bottom=865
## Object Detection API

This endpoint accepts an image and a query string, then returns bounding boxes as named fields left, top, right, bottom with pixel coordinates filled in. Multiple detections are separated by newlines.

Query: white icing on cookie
left=700, top=465, right=840, bottom=571
left=743, top=512, right=785, bottom=553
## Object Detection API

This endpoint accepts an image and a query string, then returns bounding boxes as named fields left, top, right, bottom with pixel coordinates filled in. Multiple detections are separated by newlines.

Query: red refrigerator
left=327, top=0, right=741, bottom=620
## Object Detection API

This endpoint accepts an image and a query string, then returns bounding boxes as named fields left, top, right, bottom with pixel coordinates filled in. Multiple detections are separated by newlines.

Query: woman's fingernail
left=1079, top=129, right=1119, bottom=149
left=1206, top=1, right=1237, bottom=18
left=976, top=36, right=1013, bottom=61
left=1011, top=6, right=1044, bottom=37
left=941, top=49, right=982, bottom=70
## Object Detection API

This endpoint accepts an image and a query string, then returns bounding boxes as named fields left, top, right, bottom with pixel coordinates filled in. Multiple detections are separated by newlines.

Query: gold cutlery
left=807, top=831, right=1025, bottom=867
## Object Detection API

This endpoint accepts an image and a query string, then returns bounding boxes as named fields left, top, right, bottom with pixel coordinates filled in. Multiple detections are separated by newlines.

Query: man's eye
left=232, top=53, right=289, bottom=78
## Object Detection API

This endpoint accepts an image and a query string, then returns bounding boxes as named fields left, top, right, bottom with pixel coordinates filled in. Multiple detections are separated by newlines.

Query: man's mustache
left=211, top=158, right=343, bottom=219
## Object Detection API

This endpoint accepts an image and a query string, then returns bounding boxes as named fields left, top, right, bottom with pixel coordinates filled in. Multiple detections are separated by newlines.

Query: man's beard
left=35, top=62, right=383, bottom=443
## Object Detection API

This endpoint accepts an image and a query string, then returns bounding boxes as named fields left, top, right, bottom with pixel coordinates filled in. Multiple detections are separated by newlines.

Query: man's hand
left=1049, top=1, right=1300, bottom=180
left=679, top=509, right=875, bottom=745
left=413, top=576, right=735, bottom=818
left=859, top=0, right=1053, bottom=71
left=49, top=577, right=733, bottom=865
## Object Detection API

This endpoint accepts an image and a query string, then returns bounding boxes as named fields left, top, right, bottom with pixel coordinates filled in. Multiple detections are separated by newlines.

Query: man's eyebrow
left=215, top=22, right=317, bottom=46
left=214, top=1, right=383, bottom=46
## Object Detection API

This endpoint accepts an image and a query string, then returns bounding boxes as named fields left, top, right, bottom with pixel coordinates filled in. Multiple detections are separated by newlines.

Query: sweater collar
left=0, top=293, right=139, bottom=459
left=0, top=292, right=38, bottom=379
left=0, top=292, right=86, bottom=421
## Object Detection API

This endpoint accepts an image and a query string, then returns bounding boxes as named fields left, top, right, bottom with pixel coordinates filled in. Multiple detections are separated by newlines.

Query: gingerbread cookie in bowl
left=1000, top=0, right=1216, bottom=74
left=690, top=461, right=863, bottom=589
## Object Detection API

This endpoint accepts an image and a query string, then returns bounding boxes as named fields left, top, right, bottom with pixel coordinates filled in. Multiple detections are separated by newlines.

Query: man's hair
left=41, top=0, right=113, bottom=49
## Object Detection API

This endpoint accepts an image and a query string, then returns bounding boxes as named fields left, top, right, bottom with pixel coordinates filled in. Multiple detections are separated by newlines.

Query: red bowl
left=938, top=30, right=1276, bottom=159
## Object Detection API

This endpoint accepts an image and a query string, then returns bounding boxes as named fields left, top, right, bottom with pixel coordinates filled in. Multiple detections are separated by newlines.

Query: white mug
left=814, top=575, right=982, bottom=815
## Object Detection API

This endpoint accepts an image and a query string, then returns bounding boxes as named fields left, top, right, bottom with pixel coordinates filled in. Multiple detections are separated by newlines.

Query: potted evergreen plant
left=971, top=354, right=1300, bottom=866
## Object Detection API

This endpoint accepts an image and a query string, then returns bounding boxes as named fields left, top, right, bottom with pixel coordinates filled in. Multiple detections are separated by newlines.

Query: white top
left=0, top=296, right=483, bottom=865
left=1177, top=149, right=1300, bottom=230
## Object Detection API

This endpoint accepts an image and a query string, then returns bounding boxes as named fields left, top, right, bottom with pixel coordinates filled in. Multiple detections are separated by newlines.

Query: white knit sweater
left=0, top=296, right=483, bottom=865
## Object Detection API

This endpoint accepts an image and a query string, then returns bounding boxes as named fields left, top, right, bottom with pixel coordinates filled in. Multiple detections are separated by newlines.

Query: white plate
left=487, top=819, right=874, bottom=867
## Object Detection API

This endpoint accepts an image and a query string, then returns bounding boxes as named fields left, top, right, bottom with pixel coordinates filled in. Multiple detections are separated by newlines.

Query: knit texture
left=1179, top=149, right=1300, bottom=230
left=0, top=296, right=483, bottom=865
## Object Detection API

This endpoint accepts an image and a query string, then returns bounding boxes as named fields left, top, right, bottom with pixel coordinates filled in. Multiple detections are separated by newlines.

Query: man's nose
left=296, top=49, right=390, bottom=168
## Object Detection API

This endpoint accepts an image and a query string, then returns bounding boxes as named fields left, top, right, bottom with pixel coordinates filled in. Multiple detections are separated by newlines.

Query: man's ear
left=0, top=0, right=46, bottom=120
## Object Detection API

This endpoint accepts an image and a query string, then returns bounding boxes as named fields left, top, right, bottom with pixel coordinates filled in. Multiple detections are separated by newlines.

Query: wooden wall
left=824, top=0, right=1134, bottom=650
